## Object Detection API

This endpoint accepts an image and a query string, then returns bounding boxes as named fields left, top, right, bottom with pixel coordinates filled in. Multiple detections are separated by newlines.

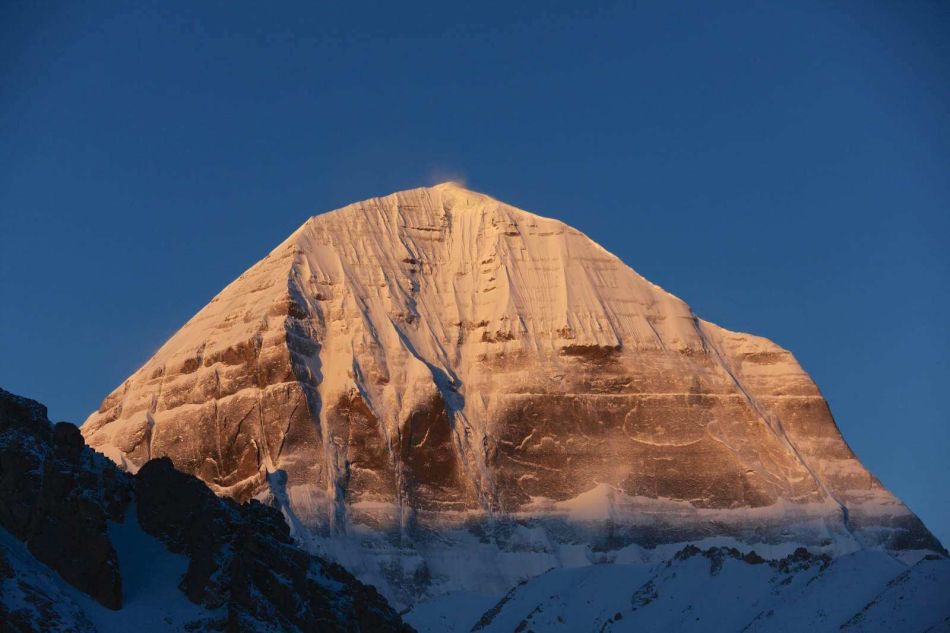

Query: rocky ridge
left=0, top=387, right=410, bottom=632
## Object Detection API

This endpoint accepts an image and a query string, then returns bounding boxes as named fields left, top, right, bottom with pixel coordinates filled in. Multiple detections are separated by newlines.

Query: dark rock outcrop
left=0, top=387, right=411, bottom=632
left=135, top=457, right=412, bottom=632
left=0, top=388, right=129, bottom=609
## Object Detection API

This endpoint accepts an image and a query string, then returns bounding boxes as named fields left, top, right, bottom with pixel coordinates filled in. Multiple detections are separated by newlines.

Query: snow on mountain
left=0, top=519, right=208, bottom=632
left=405, top=546, right=950, bottom=633
left=81, top=183, right=943, bottom=606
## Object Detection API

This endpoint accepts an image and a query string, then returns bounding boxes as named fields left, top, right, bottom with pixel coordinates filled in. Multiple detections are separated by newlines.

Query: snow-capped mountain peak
left=81, top=184, right=943, bottom=605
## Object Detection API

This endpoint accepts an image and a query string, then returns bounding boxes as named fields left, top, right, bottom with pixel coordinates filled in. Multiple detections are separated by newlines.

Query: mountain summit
left=81, top=184, right=941, bottom=603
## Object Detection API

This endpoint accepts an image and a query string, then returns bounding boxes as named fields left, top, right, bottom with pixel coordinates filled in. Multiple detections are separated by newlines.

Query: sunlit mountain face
left=80, top=184, right=942, bottom=609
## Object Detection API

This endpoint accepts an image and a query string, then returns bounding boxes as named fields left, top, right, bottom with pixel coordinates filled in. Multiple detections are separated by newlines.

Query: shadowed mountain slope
left=0, top=388, right=410, bottom=632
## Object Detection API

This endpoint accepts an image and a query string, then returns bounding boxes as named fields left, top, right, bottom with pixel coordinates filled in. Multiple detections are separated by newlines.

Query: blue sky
left=1, top=1, right=947, bottom=546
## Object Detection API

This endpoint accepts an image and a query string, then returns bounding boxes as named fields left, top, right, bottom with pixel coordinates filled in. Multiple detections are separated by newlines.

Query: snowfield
left=406, top=546, right=950, bottom=633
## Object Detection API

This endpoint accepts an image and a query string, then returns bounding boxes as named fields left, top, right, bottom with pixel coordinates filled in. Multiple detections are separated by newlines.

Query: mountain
left=81, top=183, right=943, bottom=606
left=0, top=388, right=410, bottom=632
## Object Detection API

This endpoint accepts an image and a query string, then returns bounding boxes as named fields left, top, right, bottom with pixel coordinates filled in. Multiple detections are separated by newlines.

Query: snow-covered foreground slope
left=1, top=520, right=209, bottom=632
left=406, top=546, right=950, bottom=633
left=82, top=183, right=943, bottom=605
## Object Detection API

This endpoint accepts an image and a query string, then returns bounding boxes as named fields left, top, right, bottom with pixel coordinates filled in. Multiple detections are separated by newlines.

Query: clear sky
left=1, top=1, right=947, bottom=547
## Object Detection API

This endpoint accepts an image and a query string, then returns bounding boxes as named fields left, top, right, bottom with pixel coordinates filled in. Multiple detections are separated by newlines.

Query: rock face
left=0, top=388, right=410, bottom=632
left=81, top=183, right=943, bottom=603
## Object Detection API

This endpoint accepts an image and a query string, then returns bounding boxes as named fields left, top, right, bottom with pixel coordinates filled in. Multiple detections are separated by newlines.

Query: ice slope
left=82, top=183, right=943, bottom=605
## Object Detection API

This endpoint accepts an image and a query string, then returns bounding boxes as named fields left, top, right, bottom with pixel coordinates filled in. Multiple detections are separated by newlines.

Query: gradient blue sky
left=1, top=1, right=948, bottom=546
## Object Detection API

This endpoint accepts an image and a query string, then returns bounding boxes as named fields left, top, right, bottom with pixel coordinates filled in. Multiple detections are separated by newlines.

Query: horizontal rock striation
left=81, top=183, right=943, bottom=602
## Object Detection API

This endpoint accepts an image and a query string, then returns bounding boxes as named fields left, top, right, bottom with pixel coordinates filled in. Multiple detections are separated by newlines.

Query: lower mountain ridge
left=0, top=388, right=410, bottom=632
left=405, top=545, right=950, bottom=633
left=80, top=184, right=943, bottom=607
